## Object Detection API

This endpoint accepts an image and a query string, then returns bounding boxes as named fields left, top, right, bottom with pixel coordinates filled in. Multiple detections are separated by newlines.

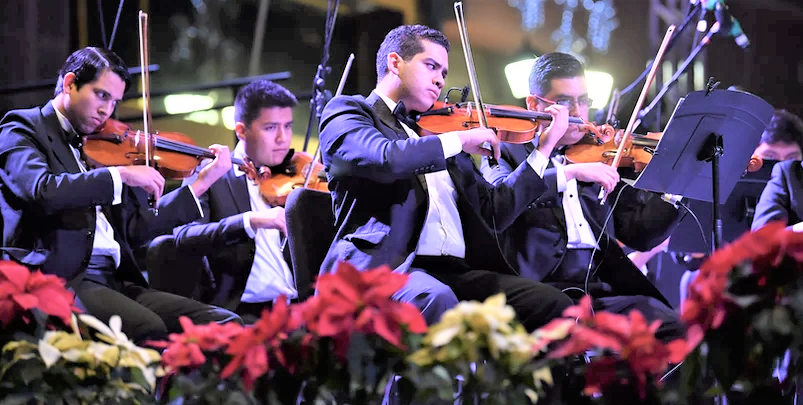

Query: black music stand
left=631, top=87, right=774, bottom=251
left=667, top=160, right=777, bottom=253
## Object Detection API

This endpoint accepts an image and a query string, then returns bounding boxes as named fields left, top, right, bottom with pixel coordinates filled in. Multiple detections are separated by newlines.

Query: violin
left=244, top=150, right=329, bottom=207
left=416, top=101, right=605, bottom=144
left=563, top=124, right=764, bottom=174
left=82, top=117, right=249, bottom=179
left=563, top=124, right=661, bottom=172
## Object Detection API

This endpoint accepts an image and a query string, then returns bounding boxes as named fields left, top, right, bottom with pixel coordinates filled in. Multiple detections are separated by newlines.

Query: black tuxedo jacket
left=498, top=142, right=683, bottom=307
left=752, top=160, right=803, bottom=230
left=317, top=91, right=548, bottom=277
left=0, top=101, right=202, bottom=285
left=173, top=164, right=293, bottom=309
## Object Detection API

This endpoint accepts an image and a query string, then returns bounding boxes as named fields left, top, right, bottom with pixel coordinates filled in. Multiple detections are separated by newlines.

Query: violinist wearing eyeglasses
left=480, top=52, right=686, bottom=342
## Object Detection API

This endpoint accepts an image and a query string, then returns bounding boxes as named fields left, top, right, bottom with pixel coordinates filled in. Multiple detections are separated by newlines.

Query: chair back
left=146, top=234, right=214, bottom=300
left=285, top=188, right=335, bottom=300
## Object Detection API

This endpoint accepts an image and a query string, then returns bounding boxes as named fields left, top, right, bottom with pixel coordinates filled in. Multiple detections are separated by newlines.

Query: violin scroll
left=745, top=154, right=763, bottom=173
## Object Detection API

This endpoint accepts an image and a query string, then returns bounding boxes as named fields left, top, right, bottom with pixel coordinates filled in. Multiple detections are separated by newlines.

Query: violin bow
left=453, top=1, right=497, bottom=167
left=598, top=24, right=675, bottom=204
left=302, top=53, right=354, bottom=189
left=138, top=10, right=158, bottom=215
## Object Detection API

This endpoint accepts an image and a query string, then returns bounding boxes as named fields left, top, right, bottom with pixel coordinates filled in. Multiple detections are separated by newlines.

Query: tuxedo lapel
left=40, top=102, right=82, bottom=174
left=792, top=163, right=803, bottom=220
left=366, top=92, right=431, bottom=194
left=367, top=92, right=408, bottom=140
left=225, top=169, right=251, bottom=212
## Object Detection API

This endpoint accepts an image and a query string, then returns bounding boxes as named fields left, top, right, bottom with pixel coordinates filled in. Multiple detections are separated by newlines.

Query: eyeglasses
left=533, top=94, right=593, bottom=110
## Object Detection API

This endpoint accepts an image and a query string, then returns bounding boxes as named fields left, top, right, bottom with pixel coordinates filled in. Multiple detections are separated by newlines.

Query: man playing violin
left=0, top=46, right=241, bottom=343
left=318, top=24, right=573, bottom=332
left=172, top=80, right=297, bottom=321
left=481, top=51, right=686, bottom=342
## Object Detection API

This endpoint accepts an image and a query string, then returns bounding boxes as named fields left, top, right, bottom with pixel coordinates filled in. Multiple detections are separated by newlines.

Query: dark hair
left=528, top=52, right=585, bottom=96
left=761, top=109, right=803, bottom=150
left=234, top=80, right=298, bottom=128
left=54, top=47, right=131, bottom=97
left=375, top=24, right=450, bottom=82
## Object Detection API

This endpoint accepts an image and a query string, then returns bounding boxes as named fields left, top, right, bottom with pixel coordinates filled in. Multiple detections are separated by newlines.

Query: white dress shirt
left=551, top=155, right=600, bottom=249
left=54, top=108, right=204, bottom=269
left=233, top=142, right=297, bottom=303
left=376, top=92, right=549, bottom=258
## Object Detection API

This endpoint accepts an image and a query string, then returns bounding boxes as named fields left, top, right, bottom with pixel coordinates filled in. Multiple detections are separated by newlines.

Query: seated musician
left=318, top=24, right=573, bottom=330
left=679, top=108, right=803, bottom=308
left=0, top=47, right=241, bottom=343
left=172, top=80, right=297, bottom=322
left=481, top=52, right=686, bottom=341
left=750, top=109, right=803, bottom=231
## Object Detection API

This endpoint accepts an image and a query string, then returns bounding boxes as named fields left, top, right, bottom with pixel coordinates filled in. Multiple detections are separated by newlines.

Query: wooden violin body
left=251, top=151, right=329, bottom=206
left=417, top=101, right=538, bottom=143
left=564, top=125, right=662, bottom=172
left=82, top=118, right=242, bottom=180
left=416, top=101, right=606, bottom=144
left=83, top=118, right=203, bottom=179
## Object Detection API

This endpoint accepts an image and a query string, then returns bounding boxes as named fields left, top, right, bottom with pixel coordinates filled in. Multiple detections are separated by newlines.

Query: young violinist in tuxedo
left=318, top=24, right=573, bottom=331
left=172, top=80, right=297, bottom=322
left=481, top=52, right=686, bottom=341
left=750, top=109, right=803, bottom=231
left=0, top=47, right=241, bottom=343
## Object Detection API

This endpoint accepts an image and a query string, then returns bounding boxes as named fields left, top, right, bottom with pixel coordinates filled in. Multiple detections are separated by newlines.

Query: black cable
left=614, top=2, right=703, bottom=120
left=97, top=0, right=108, bottom=48
left=108, top=0, right=126, bottom=50
left=677, top=199, right=711, bottom=256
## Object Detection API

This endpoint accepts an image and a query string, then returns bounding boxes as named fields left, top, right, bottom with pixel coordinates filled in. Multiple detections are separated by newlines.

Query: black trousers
left=417, top=256, right=573, bottom=332
left=235, top=298, right=301, bottom=324
left=545, top=248, right=686, bottom=342
left=73, top=255, right=242, bottom=344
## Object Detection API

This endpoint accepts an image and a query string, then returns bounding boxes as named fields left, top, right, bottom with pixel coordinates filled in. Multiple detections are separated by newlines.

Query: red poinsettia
left=302, top=261, right=427, bottom=352
left=0, top=260, right=80, bottom=327
left=545, top=296, right=699, bottom=398
left=220, top=297, right=304, bottom=390
left=681, top=221, right=803, bottom=329
left=148, top=316, right=244, bottom=372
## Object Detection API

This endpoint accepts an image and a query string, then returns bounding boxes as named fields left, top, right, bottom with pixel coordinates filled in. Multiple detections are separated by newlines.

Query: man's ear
left=525, top=95, right=538, bottom=111
left=61, top=72, right=77, bottom=94
left=235, top=122, right=247, bottom=142
left=387, top=52, right=403, bottom=76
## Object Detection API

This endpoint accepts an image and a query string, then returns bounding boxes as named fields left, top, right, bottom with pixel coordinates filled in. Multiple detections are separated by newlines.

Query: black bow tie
left=64, top=130, right=83, bottom=149
left=392, top=101, right=419, bottom=130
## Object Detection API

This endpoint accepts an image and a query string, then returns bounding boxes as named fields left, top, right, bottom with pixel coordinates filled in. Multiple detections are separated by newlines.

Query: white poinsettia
left=78, top=314, right=162, bottom=390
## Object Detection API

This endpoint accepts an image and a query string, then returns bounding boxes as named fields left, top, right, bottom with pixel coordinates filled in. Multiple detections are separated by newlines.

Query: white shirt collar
left=233, top=140, right=248, bottom=177
left=53, top=104, right=76, bottom=134
left=375, top=90, right=398, bottom=115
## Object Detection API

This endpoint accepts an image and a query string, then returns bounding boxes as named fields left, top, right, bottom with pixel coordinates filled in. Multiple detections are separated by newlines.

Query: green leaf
left=224, top=389, right=251, bottom=405
left=0, top=393, right=35, bottom=405
left=19, top=359, right=44, bottom=384
left=707, top=315, right=747, bottom=390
